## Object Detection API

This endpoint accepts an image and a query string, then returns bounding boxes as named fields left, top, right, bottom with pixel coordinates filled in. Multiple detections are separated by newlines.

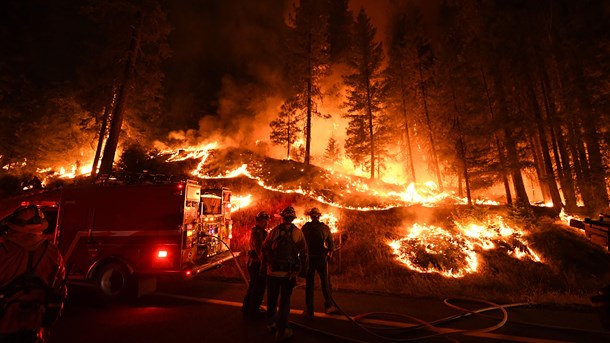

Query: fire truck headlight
left=158, top=250, right=168, bottom=258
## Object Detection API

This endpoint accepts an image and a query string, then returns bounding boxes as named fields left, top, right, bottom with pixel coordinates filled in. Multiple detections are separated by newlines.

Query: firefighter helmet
left=280, top=206, right=296, bottom=220
left=7, top=205, right=48, bottom=234
left=307, top=207, right=322, bottom=217
left=256, top=211, right=270, bottom=220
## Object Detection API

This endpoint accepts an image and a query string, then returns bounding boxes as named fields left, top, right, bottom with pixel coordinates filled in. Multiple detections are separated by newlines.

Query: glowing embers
left=389, top=223, right=477, bottom=278
left=389, top=216, right=541, bottom=278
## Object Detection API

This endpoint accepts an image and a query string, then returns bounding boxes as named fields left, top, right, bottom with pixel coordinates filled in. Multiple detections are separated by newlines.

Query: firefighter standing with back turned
left=241, top=211, right=269, bottom=318
left=0, top=205, right=67, bottom=343
left=301, top=207, right=336, bottom=319
left=262, top=206, right=308, bottom=341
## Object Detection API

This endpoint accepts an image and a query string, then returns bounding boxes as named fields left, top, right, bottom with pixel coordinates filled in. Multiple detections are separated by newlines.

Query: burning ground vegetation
left=215, top=195, right=610, bottom=306
left=160, top=146, right=499, bottom=210
left=140, top=145, right=610, bottom=305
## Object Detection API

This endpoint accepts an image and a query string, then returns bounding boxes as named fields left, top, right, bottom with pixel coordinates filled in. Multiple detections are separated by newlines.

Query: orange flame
left=389, top=216, right=542, bottom=278
left=231, top=194, right=253, bottom=211
left=293, top=212, right=339, bottom=234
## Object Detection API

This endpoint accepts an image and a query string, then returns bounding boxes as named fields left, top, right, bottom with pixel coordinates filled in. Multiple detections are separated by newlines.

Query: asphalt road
left=46, top=277, right=610, bottom=343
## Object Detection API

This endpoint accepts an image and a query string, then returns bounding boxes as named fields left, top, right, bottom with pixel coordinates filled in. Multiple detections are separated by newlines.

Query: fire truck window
left=201, top=197, right=221, bottom=215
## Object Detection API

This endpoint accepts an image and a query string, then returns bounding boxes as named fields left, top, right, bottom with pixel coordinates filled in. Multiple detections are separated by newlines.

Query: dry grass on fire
left=207, top=186, right=610, bottom=307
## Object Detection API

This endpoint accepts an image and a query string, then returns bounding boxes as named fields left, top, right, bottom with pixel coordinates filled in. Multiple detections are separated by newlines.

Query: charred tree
left=526, top=76, right=563, bottom=209
left=480, top=67, right=513, bottom=204
left=416, top=43, right=443, bottom=191
left=99, top=12, right=142, bottom=176
left=90, top=102, right=113, bottom=179
left=452, top=91, right=472, bottom=205
left=540, top=68, right=578, bottom=210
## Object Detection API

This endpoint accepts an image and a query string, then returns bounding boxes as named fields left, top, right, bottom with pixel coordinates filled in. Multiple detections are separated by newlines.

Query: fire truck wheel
left=95, top=262, right=134, bottom=300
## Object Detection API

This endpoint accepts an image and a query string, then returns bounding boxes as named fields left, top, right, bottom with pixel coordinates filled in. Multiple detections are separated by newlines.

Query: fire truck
left=0, top=179, right=236, bottom=300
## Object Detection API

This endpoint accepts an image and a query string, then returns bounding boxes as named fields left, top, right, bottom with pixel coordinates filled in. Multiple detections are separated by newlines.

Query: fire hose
left=291, top=280, right=516, bottom=343
left=289, top=259, right=515, bottom=342
left=201, top=236, right=594, bottom=342
left=202, top=237, right=609, bottom=342
left=200, top=234, right=249, bottom=287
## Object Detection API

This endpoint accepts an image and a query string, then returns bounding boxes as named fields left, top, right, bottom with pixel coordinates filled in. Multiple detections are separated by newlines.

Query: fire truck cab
left=0, top=179, right=235, bottom=300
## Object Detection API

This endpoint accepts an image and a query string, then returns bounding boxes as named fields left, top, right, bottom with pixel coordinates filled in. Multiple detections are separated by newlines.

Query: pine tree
left=270, top=99, right=302, bottom=160
left=323, top=136, right=341, bottom=166
left=284, top=0, right=331, bottom=166
left=343, top=9, right=387, bottom=180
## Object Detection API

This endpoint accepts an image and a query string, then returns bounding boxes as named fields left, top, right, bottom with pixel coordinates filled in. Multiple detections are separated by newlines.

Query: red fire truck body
left=0, top=180, right=235, bottom=299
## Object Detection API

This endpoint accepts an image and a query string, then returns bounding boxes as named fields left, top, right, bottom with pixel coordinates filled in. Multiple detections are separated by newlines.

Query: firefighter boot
left=275, top=327, right=293, bottom=341
left=324, top=304, right=338, bottom=314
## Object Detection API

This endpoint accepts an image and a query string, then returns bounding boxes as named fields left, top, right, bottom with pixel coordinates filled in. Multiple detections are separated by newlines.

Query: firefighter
left=301, top=207, right=336, bottom=319
left=262, top=206, right=308, bottom=341
left=0, top=205, right=67, bottom=343
left=241, top=211, right=270, bottom=318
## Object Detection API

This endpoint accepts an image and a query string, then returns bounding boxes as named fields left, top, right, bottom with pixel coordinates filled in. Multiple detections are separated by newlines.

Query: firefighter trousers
left=304, top=255, right=331, bottom=315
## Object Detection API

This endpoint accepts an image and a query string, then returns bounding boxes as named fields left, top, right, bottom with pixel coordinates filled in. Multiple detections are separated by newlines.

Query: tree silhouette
left=343, top=9, right=387, bottom=180
left=270, top=99, right=302, bottom=160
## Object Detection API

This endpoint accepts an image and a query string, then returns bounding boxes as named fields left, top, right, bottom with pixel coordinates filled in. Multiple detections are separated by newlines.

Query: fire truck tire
left=94, top=262, right=134, bottom=300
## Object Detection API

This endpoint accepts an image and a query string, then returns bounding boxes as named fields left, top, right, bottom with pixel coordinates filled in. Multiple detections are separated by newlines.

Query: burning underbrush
left=158, top=146, right=496, bottom=210
left=149, top=146, right=610, bottom=305
left=208, top=185, right=610, bottom=305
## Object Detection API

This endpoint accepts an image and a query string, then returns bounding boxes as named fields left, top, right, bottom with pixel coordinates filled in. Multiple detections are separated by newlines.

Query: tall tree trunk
left=566, top=115, right=591, bottom=206
left=582, top=119, right=609, bottom=211
left=526, top=78, right=563, bottom=209
left=286, top=123, right=291, bottom=160
left=304, top=31, right=313, bottom=166
left=540, top=69, right=577, bottom=210
left=504, top=127, right=530, bottom=206
left=99, top=13, right=142, bottom=176
left=399, top=60, right=416, bottom=183
left=418, top=62, right=442, bottom=190
left=366, top=82, right=375, bottom=180
left=528, top=133, right=552, bottom=203
left=90, top=102, right=113, bottom=179
left=491, top=68, right=529, bottom=206
left=480, top=67, right=512, bottom=204
left=452, top=90, right=471, bottom=205
left=565, top=60, right=608, bottom=212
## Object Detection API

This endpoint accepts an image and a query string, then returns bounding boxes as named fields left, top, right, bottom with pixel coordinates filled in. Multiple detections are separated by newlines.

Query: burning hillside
left=158, top=145, right=498, bottom=211
left=154, top=144, right=565, bottom=281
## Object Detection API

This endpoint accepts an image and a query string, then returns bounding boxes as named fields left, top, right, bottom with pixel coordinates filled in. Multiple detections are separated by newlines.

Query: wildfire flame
left=293, top=212, right=339, bottom=234
left=231, top=194, right=253, bottom=210
left=389, top=216, right=542, bottom=278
